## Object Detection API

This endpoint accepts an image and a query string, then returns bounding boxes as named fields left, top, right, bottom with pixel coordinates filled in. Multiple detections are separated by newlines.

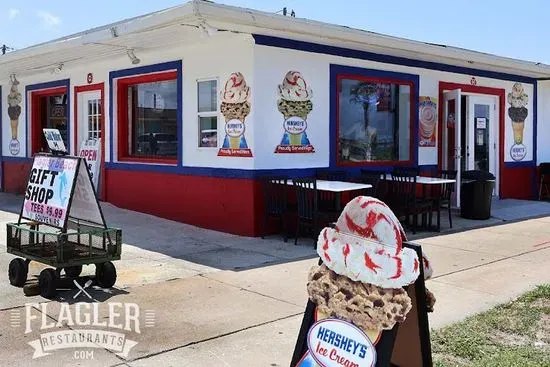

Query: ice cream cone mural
left=217, top=72, right=253, bottom=157
left=507, top=82, right=528, bottom=161
left=275, top=71, right=315, bottom=153
left=7, top=74, right=22, bottom=155
left=296, top=197, right=435, bottom=367
left=419, top=96, right=437, bottom=147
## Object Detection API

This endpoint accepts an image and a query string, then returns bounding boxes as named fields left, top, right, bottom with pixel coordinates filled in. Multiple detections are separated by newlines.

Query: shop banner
left=43, top=128, right=67, bottom=153
left=78, top=139, right=101, bottom=192
left=419, top=97, right=437, bottom=147
left=22, top=155, right=78, bottom=228
left=508, top=82, right=528, bottom=162
left=68, top=160, right=104, bottom=225
left=217, top=72, right=253, bottom=158
left=274, top=71, right=315, bottom=154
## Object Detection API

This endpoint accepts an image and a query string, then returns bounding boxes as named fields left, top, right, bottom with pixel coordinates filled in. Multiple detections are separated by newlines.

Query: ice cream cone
left=512, top=121, right=524, bottom=144
left=278, top=99, right=312, bottom=121
left=221, top=101, right=250, bottom=121
left=289, top=133, right=302, bottom=146
left=10, top=119, right=18, bottom=140
left=229, top=136, right=241, bottom=148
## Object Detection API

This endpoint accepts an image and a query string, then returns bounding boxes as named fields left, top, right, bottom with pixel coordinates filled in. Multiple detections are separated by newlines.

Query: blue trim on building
left=108, top=60, right=183, bottom=165
left=329, top=64, right=420, bottom=171
left=25, top=79, right=71, bottom=155
left=105, top=162, right=320, bottom=179
left=253, top=35, right=538, bottom=84
left=503, top=161, right=536, bottom=168
left=1, top=156, right=32, bottom=163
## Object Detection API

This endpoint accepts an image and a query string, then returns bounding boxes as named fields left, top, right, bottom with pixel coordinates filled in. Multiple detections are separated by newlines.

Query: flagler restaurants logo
left=11, top=294, right=155, bottom=360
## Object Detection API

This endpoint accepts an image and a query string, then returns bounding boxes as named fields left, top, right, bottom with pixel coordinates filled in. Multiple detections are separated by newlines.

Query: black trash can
left=460, top=170, right=495, bottom=220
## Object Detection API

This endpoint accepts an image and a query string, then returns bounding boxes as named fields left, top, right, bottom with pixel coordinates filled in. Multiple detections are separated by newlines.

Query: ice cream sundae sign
left=218, top=72, right=253, bottom=157
left=7, top=74, right=22, bottom=155
left=508, top=82, right=528, bottom=161
left=291, top=197, right=436, bottom=367
left=275, top=71, right=315, bottom=153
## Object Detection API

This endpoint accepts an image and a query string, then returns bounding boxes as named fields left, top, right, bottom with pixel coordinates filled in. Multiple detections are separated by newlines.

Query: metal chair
left=433, top=170, right=457, bottom=231
left=261, top=176, right=289, bottom=242
left=539, top=163, right=550, bottom=201
left=316, top=169, right=348, bottom=181
left=293, top=178, right=318, bottom=247
left=392, top=170, right=432, bottom=234
left=315, top=170, right=347, bottom=213
left=358, top=169, right=387, bottom=198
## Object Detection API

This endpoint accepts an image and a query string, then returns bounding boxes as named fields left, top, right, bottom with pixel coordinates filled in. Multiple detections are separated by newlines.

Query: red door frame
left=438, top=81, right=506, bottom=197
left=74, top=83, right=106, bottom=201
left=30, top=86, right=67, bottom=155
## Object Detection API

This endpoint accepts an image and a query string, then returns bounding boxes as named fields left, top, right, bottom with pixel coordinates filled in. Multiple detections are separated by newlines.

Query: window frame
left=116, top=70, right=179, bottom=164
left=335, top=72, right=416, bottom=167
left=196, top=77, right=219, bottom=149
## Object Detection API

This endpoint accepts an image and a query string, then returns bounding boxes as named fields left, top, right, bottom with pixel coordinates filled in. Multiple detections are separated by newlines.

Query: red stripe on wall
left=105, top=169, right=260, bottom=236
left=501, top=166, right=533, bottom=200
left=2, top=161, right=31, bottom=194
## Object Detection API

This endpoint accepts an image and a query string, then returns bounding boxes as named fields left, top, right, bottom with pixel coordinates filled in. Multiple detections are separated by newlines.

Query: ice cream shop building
left=2, top=0, right=550, bottom=236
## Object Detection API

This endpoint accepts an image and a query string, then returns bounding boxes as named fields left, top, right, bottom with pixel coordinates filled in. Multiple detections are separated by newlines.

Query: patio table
left=286, top=179, right=372, bottom=210
left=382, top=175, right=456, bottom=185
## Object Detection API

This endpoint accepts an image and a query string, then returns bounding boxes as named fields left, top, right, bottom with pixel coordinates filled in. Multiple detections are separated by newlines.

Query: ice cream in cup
left=507, top=82, right=529, bottom=145
left=419, top=98, right=437, bottom=141
left=7, top=79, right=22, bottom=140
left=307, top=196, right=434, bottom=343
left=277, top=71, right=313, bottom=146
left=220, top=72, right=250, bottom=149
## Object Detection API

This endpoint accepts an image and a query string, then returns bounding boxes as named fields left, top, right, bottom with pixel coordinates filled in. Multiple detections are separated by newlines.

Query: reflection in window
left=128, top=80, right=177, bottom=158
left=198, top=80, right=218, bottom=148
left=338, top=78, right=411, bottom=164
left=39, top=94, right=68, bottom=152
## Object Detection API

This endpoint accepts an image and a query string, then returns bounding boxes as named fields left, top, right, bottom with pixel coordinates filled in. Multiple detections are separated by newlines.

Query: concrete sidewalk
left=0, top=192, right=550, bottom=366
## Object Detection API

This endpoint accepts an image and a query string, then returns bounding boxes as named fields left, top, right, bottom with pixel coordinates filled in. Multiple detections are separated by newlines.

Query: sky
left=1, top=0, right=549, bottom=64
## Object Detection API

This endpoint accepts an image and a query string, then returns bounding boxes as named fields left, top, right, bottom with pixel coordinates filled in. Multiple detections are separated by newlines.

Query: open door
left=443, top=89, right=462, bottom=206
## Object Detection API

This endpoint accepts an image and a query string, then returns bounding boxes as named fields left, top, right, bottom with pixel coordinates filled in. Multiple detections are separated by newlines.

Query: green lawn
left=432, top=285, right=550, bottom=367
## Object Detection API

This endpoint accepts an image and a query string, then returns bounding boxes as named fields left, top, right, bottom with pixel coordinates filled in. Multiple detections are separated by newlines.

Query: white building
left=1, top=0, right=549, bottom=235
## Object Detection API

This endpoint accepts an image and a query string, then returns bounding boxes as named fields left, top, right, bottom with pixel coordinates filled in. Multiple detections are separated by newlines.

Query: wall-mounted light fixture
left=53, top=63, right=63, bottom=74
left=127, top=49, right=140, bottom=65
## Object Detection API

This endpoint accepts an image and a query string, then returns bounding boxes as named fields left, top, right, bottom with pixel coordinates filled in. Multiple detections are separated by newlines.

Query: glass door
left=466, top=95, right=497, bottom=193
left=443, top=89, right=462, bottom=206
left=78, top=91, right=102, bottom=144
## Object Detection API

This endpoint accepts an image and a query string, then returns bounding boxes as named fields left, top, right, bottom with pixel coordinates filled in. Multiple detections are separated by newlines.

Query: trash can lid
left=462, top=170, right=496, bottom=181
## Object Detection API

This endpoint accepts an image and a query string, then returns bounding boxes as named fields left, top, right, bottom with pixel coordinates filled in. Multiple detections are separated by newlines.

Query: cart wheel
left=8, top=258, right=28, bottom=287
left=39, top=269, right=58, bottom=299
left=23, top=283, right=41, bottom=297
left=64, top=265, right=83, bottom=278
left=96, top=262, right=117, bottom=288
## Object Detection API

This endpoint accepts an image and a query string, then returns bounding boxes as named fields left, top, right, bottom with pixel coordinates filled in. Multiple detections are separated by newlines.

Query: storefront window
left=197, top=79, right=218, bottom=148
left=338, top=77, right=412, bottom=164
left=117, top=72, right=178, bottom=161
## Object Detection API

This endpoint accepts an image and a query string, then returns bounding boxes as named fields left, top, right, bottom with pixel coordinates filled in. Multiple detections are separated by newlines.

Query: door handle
left=454, top=147, right=461, bottom=159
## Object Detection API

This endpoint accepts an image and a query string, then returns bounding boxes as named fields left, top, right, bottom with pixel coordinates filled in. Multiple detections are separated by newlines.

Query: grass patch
left=432, top=285, right=550, bottom=367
